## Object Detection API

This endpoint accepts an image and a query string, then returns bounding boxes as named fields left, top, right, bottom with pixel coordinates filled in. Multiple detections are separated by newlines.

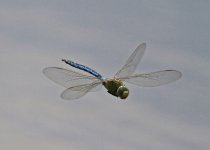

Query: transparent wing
left=43, top=67, right=100, bottom=88
left=120, top=70, right=182, bottom=87
left=61, top=81, right=102, bottom=100
left=114, top=43, right=146, bottom=78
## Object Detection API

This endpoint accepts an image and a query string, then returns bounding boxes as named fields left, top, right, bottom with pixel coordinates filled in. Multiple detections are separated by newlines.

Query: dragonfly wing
left=61, top=81, right=102, bottom=100
left=121, top=70, right=182, bottom=87
left=114, top=43, right=146, bottom=78
left=89, top=83, right=103, bottom=92
left=43, top=67, right=100, bottom=88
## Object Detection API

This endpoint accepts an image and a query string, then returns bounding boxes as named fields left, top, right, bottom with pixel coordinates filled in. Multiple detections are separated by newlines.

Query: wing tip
left=136, top=42, right=146, bottom=51
left=42, top=67, right=58, bottom=75
left=166, top=70, right=182, bottom=79
left=140, top=42, right=146, bottom=48
left=60, top=89, right=85, bottom=101
left=42, top=67, right=49, bottom=75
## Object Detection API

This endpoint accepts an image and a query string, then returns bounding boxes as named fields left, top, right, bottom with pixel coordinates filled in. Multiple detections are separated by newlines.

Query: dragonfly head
left=117, top=86, right=129, bottom=99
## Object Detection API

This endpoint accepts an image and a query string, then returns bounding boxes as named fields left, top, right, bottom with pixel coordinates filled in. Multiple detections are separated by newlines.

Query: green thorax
left=103, top=79, right=123, bottom=97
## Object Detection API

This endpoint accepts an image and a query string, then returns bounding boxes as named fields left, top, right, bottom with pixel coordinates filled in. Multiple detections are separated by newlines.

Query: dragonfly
left=43, top=43, right=182, bottom=100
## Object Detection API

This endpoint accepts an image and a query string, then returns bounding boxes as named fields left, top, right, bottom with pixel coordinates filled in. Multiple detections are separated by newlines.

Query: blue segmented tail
left=62, top=59, right=103, bottom=79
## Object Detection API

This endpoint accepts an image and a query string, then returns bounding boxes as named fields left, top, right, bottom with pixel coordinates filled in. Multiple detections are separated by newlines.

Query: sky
left=0, top=0, right=210, bottom=150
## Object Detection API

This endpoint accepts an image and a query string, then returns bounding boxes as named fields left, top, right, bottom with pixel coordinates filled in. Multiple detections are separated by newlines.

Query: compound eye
left=117, top=86, right=129, bottom=99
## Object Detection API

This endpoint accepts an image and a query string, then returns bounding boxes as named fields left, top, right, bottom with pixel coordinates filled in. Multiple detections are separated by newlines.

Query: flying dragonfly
left=43, top=43, right=182, bottom=100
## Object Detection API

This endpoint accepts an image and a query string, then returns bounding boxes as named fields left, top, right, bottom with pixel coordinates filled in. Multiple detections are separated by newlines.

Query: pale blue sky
left=0, top=0, right=210, bottom=150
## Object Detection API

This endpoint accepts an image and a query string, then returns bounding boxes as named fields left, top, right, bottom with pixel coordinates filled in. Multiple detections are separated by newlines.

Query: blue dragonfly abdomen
left=62, top=59, right=103, bottom=79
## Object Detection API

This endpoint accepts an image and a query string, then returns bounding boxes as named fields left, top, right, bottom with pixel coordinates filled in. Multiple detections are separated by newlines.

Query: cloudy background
left=1, top=0, right=210, bottom=149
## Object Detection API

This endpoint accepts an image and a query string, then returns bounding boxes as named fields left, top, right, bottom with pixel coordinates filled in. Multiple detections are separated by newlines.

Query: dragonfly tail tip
left=62, top=59, right=67, bottom=62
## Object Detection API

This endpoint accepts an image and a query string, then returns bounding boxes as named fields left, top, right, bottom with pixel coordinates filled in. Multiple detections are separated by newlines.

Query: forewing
left=121, top=70, right=182, bottom=87
left=61, top=81, right=102, bottom=100
left=114, top=43, right=146, bottom=78
left=43, top=67, right=100, bottom=88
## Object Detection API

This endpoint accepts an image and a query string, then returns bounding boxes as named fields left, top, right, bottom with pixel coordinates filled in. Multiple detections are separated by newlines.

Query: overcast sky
left=1, top=0, right=210, bottom=150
